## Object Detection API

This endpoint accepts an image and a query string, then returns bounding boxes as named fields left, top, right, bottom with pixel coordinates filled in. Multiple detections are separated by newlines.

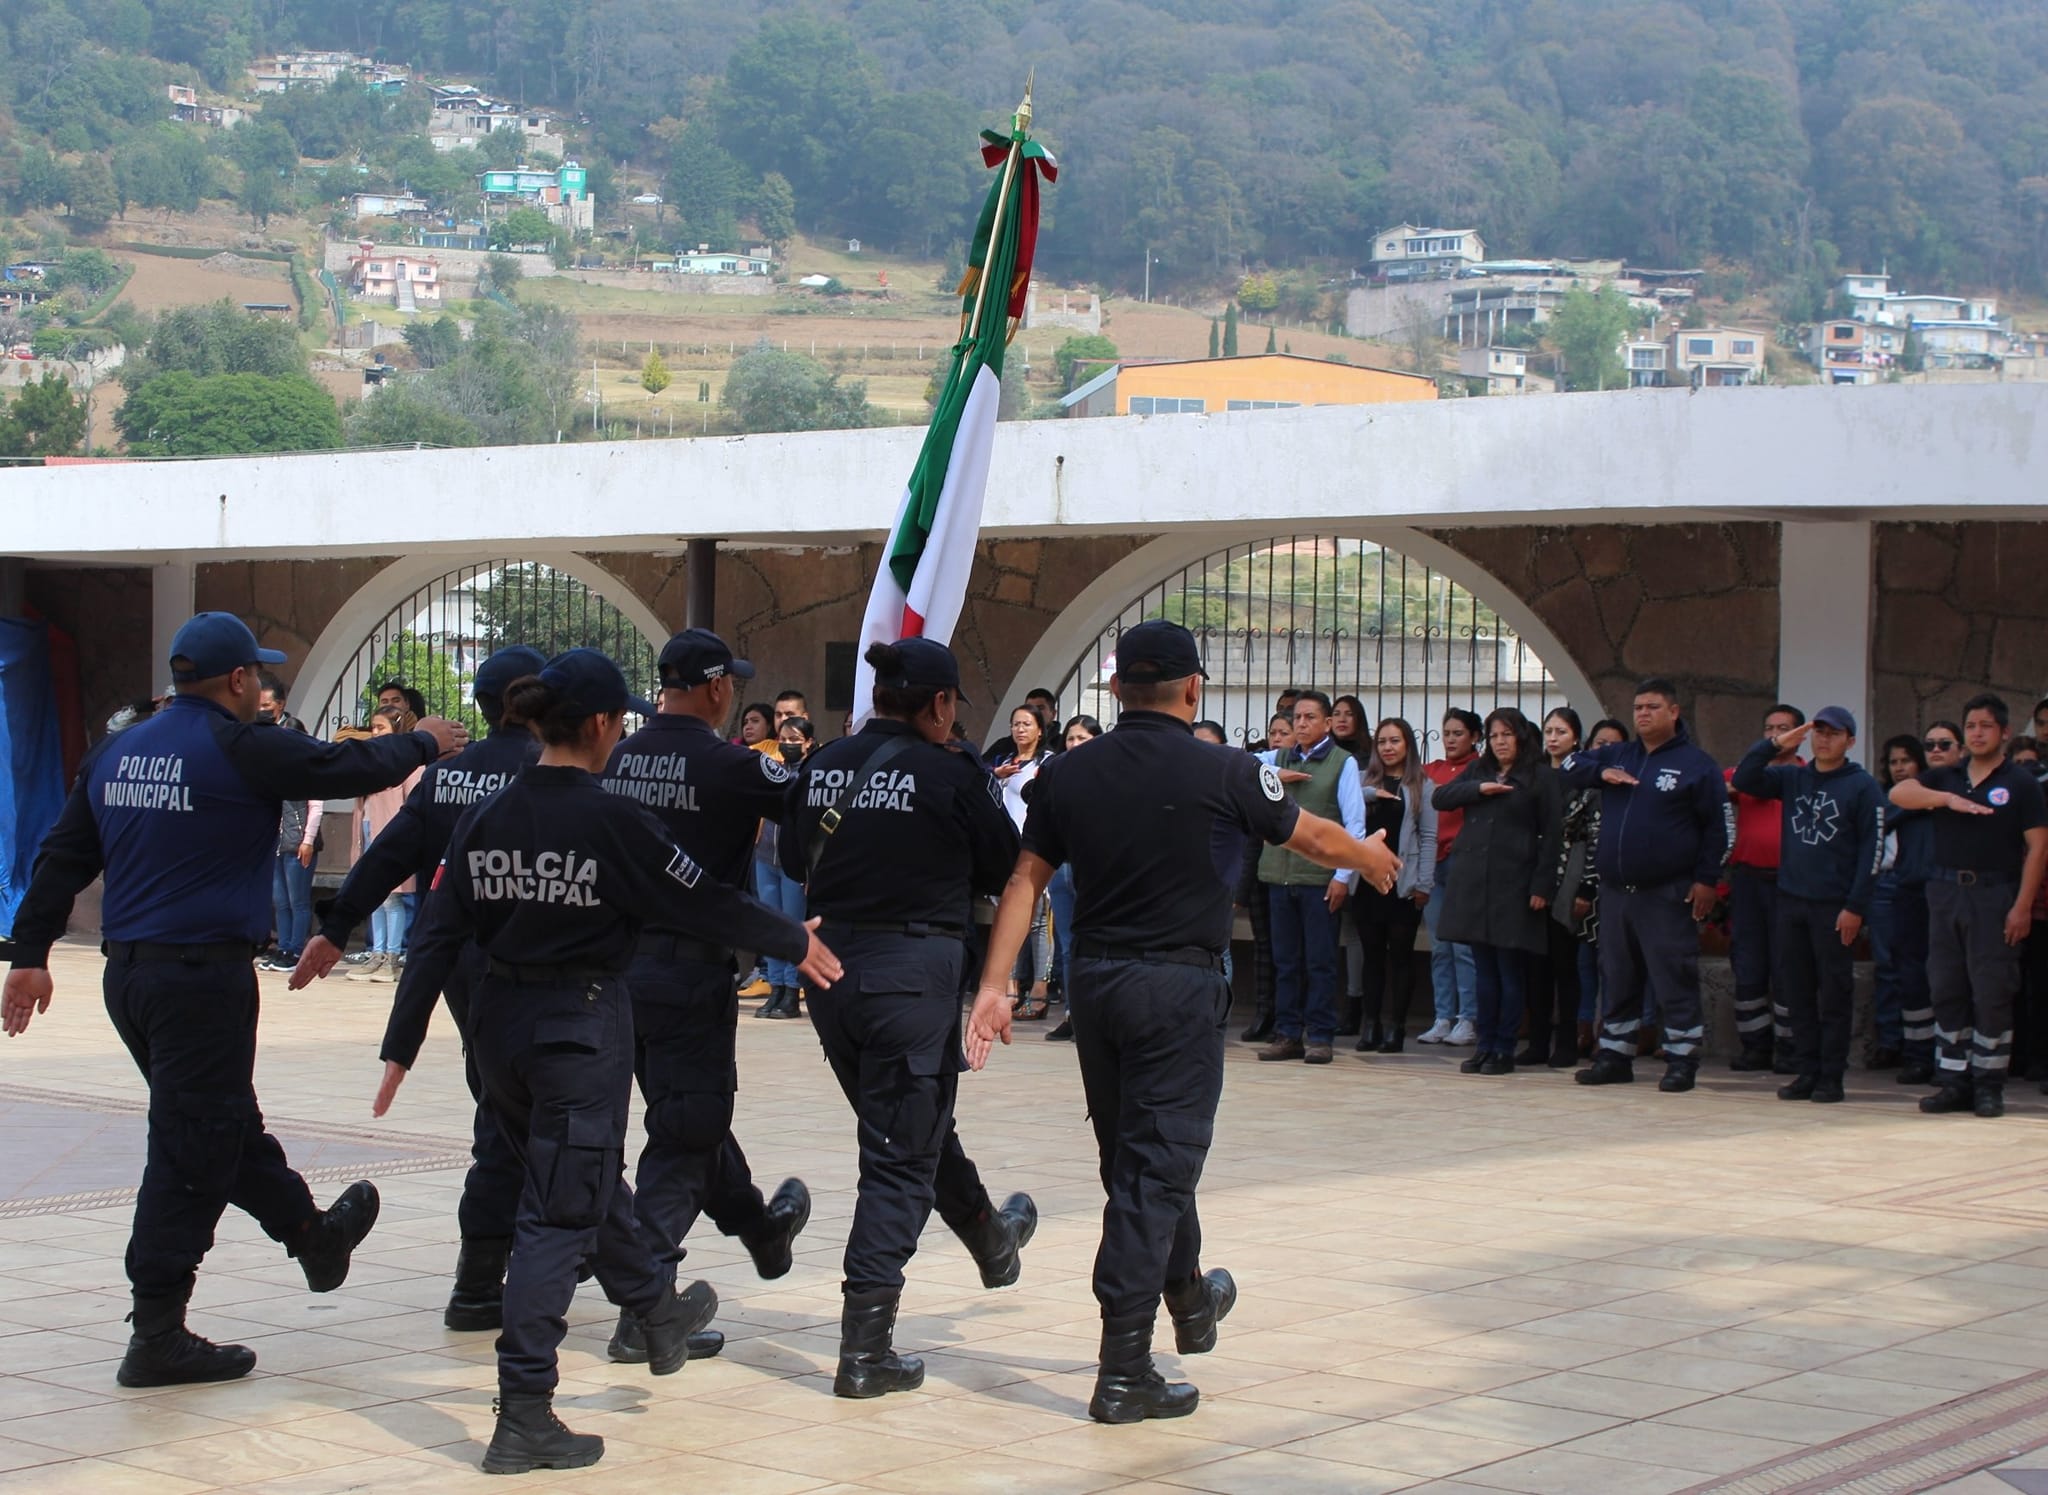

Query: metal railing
left=313, top=559, right=659, bottom=737
left=1050, top=535, right=1559, bottom=748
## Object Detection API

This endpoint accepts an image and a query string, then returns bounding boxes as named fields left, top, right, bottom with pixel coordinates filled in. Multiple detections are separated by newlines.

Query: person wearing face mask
left=3, top=613, right=468, bottom=1391
left=376, top=648, right=836, bottom=1473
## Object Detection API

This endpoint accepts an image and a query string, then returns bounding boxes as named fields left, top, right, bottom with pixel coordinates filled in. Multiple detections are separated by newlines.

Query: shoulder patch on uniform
left=986, top=773, right=1003, bottom=805
left=665, top=846, right=703, bottom=888
left=1259, top=763, right=1286, bottom=803
left=1991, top=786, right=2011, bottom=806
left=759, top=752, right=792, bottom=785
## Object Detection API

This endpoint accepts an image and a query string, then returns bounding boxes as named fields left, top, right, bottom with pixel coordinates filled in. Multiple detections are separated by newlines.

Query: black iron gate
left=314, top=560, right=660, bottom=736
left=1052, top=536, right=1559, bottom=748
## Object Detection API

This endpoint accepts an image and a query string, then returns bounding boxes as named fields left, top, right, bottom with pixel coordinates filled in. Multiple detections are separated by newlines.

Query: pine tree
left=1208, top=319, right=1219, bottom=358
left=641, top=350, right=672, bottom=394
left=1265, top=325, right=1277, bottom=353
left=1222, top=303, right=1238, bottom=356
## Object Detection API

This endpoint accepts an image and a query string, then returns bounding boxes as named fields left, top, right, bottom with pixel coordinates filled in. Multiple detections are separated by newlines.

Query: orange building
left=1061, top=353, right=1438, bottom=417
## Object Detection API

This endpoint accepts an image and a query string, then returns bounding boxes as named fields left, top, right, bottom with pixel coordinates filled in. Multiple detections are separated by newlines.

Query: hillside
left=5, top=0, right=2048, bottom=317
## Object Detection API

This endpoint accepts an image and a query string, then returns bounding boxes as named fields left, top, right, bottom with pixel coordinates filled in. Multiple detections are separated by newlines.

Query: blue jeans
left=1047, top=864, right=1078, bottom=991
left=753, top=861, right=808, bottom=987
left=271, top=852, right=313, bottom=958
left=1868, top=873, right=1901, bottom=1049
left=369, top=894, right=409, bottom=955
left=1424, top=877, right=1477, bottom=1023
left=1268, top=883, right=1340, bottom=1045
left=1472, top=943, right=1529, bottom=1057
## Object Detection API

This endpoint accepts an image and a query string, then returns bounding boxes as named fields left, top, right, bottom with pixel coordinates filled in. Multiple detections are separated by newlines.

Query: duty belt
left=1935, top=868, right=2020, bottom=888
left=104, top=940, right=259, bottom=964
left=825, top=919, right=967, bottom=939
left=1074, top=941, right=1224, bottom=971
left=486, top=958, right=620, bottom=985
left=638, top=932, right=731, bottom=966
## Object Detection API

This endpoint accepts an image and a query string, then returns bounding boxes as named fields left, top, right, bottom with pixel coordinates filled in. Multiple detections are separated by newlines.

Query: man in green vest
left=1257, top=692, right=1367, bottom=1064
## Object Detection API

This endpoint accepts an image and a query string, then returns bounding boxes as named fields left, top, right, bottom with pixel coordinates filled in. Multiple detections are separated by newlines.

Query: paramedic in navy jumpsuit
left=598, top=627, right=814, bottom=1365
left=967, top=619, right=1401, bottom=1425
left=3, top=612, right=467, bottom=1389
left=291, top=643, right=544, bottom=1332
left=376, top=649, right=839, bottom=1475
left=780, top=638, right=1038, bottom=1399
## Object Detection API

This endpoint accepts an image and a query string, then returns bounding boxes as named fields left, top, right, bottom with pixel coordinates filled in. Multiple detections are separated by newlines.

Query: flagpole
left=963, top=74, right=1033, bottom=344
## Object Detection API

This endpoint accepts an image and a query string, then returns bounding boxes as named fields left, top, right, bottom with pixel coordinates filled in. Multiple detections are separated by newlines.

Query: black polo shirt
left=1021, top=710, right=1300, bottom=952
left=1920, top=760, right=2048, bottom=876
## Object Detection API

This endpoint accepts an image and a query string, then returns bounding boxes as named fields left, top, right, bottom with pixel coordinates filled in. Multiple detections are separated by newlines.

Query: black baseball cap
left=658, top=627, right=756, bottom=689
left=169, top=612, right=286, bottom=682
left=876, top=637, right=969, bottom=703
left=537, top=648, right=657, bottom=719
left=472, top=645, right=547, bottom=700
left=1115, top=619, right=1209, bottom=684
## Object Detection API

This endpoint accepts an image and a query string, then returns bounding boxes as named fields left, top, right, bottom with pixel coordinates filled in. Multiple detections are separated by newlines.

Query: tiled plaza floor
left=7, top=941, right=2048, bottom=1492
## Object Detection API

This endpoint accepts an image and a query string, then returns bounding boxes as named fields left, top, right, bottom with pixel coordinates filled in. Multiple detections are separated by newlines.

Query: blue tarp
left=0, top=618, right=65, bottom=935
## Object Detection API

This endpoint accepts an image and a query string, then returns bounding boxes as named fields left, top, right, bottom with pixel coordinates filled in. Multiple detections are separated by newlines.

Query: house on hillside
left=1623, top=338, right=1671, bottom=388
left=249, top=51, right=362, bottom=92
left=1059, top=353, right=1437, bottom=417
left=350, top=191, right=432, bottom=220
left=430, top=85, right=566, bottom=157
left=1367, top=224, right=1486, bottom=282
left=1458, top=346, right=1530, bottom=394
left=479, top=163, right=593, bottom=232
left=1669, top=327, right=1766, bottom=387
left=1801, top=319, right=1898, bottom=385
left=1805, top=272, right=2013, bottom=378
left=670, top=248, right=772, bottom=276
left=345, top=243, right=441, bottom=309
left=167, top=84, right=244, bottom=127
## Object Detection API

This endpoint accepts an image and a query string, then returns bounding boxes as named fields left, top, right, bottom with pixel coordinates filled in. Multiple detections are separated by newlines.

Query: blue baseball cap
left=1812, top=705, right=1858, bottom=736
left=659, top=627, right=755, bottom=689
left=1115, top=619, right=1209, bottom=684
left=169, top=612, right=286, bottom=683
left=875, top=637, right=969, bottom=703
left=472, top=645, right=547, bottom=700
left=537, top=648, right=656, bottom=718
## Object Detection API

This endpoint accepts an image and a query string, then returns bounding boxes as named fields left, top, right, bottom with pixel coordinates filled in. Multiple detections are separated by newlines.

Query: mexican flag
left=853, top=98, right=1056, bottom=721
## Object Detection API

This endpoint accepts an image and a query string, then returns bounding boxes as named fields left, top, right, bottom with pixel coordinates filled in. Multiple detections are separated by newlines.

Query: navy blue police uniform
left=596, top=628, right=813, bottom=1363
left=1730, top=708, right=1885, bottom=1098
left=1560, top=719, right=1727, bottom=1089
left=385, top=649, right=812, bottom=1475
left=317, top=644, right=544, bottom=1330
left=780, top=638, right=1036, bottom=1398
left=1014, top=621, right=1299, bottom=1423
left=7, top=614, right=436, bottom=1387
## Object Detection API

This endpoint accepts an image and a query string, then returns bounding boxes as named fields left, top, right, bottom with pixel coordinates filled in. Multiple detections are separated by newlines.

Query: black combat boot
left=606, top=1307, right=723, bottom=1364
left=1899, top=1061, right=1938, bottom=1085
left=1920, top=1081, right=1974, bottom=1114
left=1777, top=1075, right=1817, bottom=1101
left=116, top=1294, right=257, bottom=1388
left=954, top=1192, right=1038, bottom=1289
left=1728, top=1042, right=1775, bottom=1072
left=1658, top=1058, right=1699, bottom=1093
left=637, top=1279, right=719, bottom=1376
left=834, top=1287, right=924, bottom=1398
left=1575, top=1051, right=1634, bottom=1086
left=1089, top=1313, right=1199, bottom=1424
left=742, top=1177, right=812, bottom=1280
left=293, top=1180, right=381, bottom=1293
left=1974, top=1082, right=2006, bottom=1118
left=445, top=1236, right=511, bottom=1331
left=755, top=985, right=789, bottom=1019
left=1240, top=998, right=1276, bottom=1045
left=1163, top=1268, right=1237, bottom=1355
left=481, top=1391, right=603, bottom=1475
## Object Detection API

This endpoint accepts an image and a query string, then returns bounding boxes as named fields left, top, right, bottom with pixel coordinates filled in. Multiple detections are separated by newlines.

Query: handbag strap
left=805, top=731, right=921, bottom=882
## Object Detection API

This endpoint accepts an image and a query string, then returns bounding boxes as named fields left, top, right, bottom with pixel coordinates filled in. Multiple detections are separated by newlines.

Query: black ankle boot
left=955, top=1192, right=1038, bottom=1289
left=1241, top=1014, right=1275, bottom=1044
left=743, top=1177, right=812, bottom=1279
left=293, top=1180, right=380, bottom=1293
left=607, top=1305, right=725, bottom=1364
left=1377, top=1029, right=1405, bottom=1053
left=1089, top=1313, right=1199, bottom=1424
left=638, top=1279, right=718, bottom=1376
left=116, top=1294, right=257, bottom=1388
left=481, top=1391, right=604, bottom=1474
left=1163, top=1268, right=1237, bottom=1354
left=444, top=1236, right=510, bottom=1331
left=834, top=1287, right=925, bottom=1398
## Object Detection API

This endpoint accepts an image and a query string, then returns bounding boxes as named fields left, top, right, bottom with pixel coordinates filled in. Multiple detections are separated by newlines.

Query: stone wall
left=197, top=557, right=396, bottom=703
left=1874, top=521, right=2048, bottom=738
left=25, top=564, right=153, bottom=737
left=1431, top=523, right=1782, bottom=761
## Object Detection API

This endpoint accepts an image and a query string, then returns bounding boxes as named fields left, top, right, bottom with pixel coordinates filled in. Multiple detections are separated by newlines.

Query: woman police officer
left=377, top=649, right=841, bottom=1474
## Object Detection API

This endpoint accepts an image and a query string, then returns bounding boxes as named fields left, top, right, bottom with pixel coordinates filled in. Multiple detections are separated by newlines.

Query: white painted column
left=1777, top=521, right=1874, bottom=762
left=150, top=561, right=195, bottom=688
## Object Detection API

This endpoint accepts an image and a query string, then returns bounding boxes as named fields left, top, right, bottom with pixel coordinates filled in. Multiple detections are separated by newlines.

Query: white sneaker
left=1447, top=1019, right=1477, bottom=1046
left=1416, top=1020, right=1453, bottom=1044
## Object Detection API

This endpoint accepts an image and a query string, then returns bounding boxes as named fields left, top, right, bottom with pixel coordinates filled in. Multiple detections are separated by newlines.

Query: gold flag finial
left=1015, top=70, right=1033, bottom=136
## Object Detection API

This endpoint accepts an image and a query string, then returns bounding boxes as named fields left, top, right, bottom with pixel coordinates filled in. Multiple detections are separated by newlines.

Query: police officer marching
left=291, top=643, right=546, bottom=1334
left=596, top=628, right=814, bottom=1367
left=376, top=649, right=841, bottom=1475
left=966, top=620, right=1400, bottom=1425
left=781, top=638, right=1039, bottom=1400
left=2, top=613, right=468, bottom=1388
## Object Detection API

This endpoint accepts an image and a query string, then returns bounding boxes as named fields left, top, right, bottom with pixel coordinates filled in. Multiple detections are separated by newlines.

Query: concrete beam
left=149, top=562, right=194, bottom=686
left=1778, top=521, right=1874, bottom=761
left=2, top=384, right=2043, bottom=564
